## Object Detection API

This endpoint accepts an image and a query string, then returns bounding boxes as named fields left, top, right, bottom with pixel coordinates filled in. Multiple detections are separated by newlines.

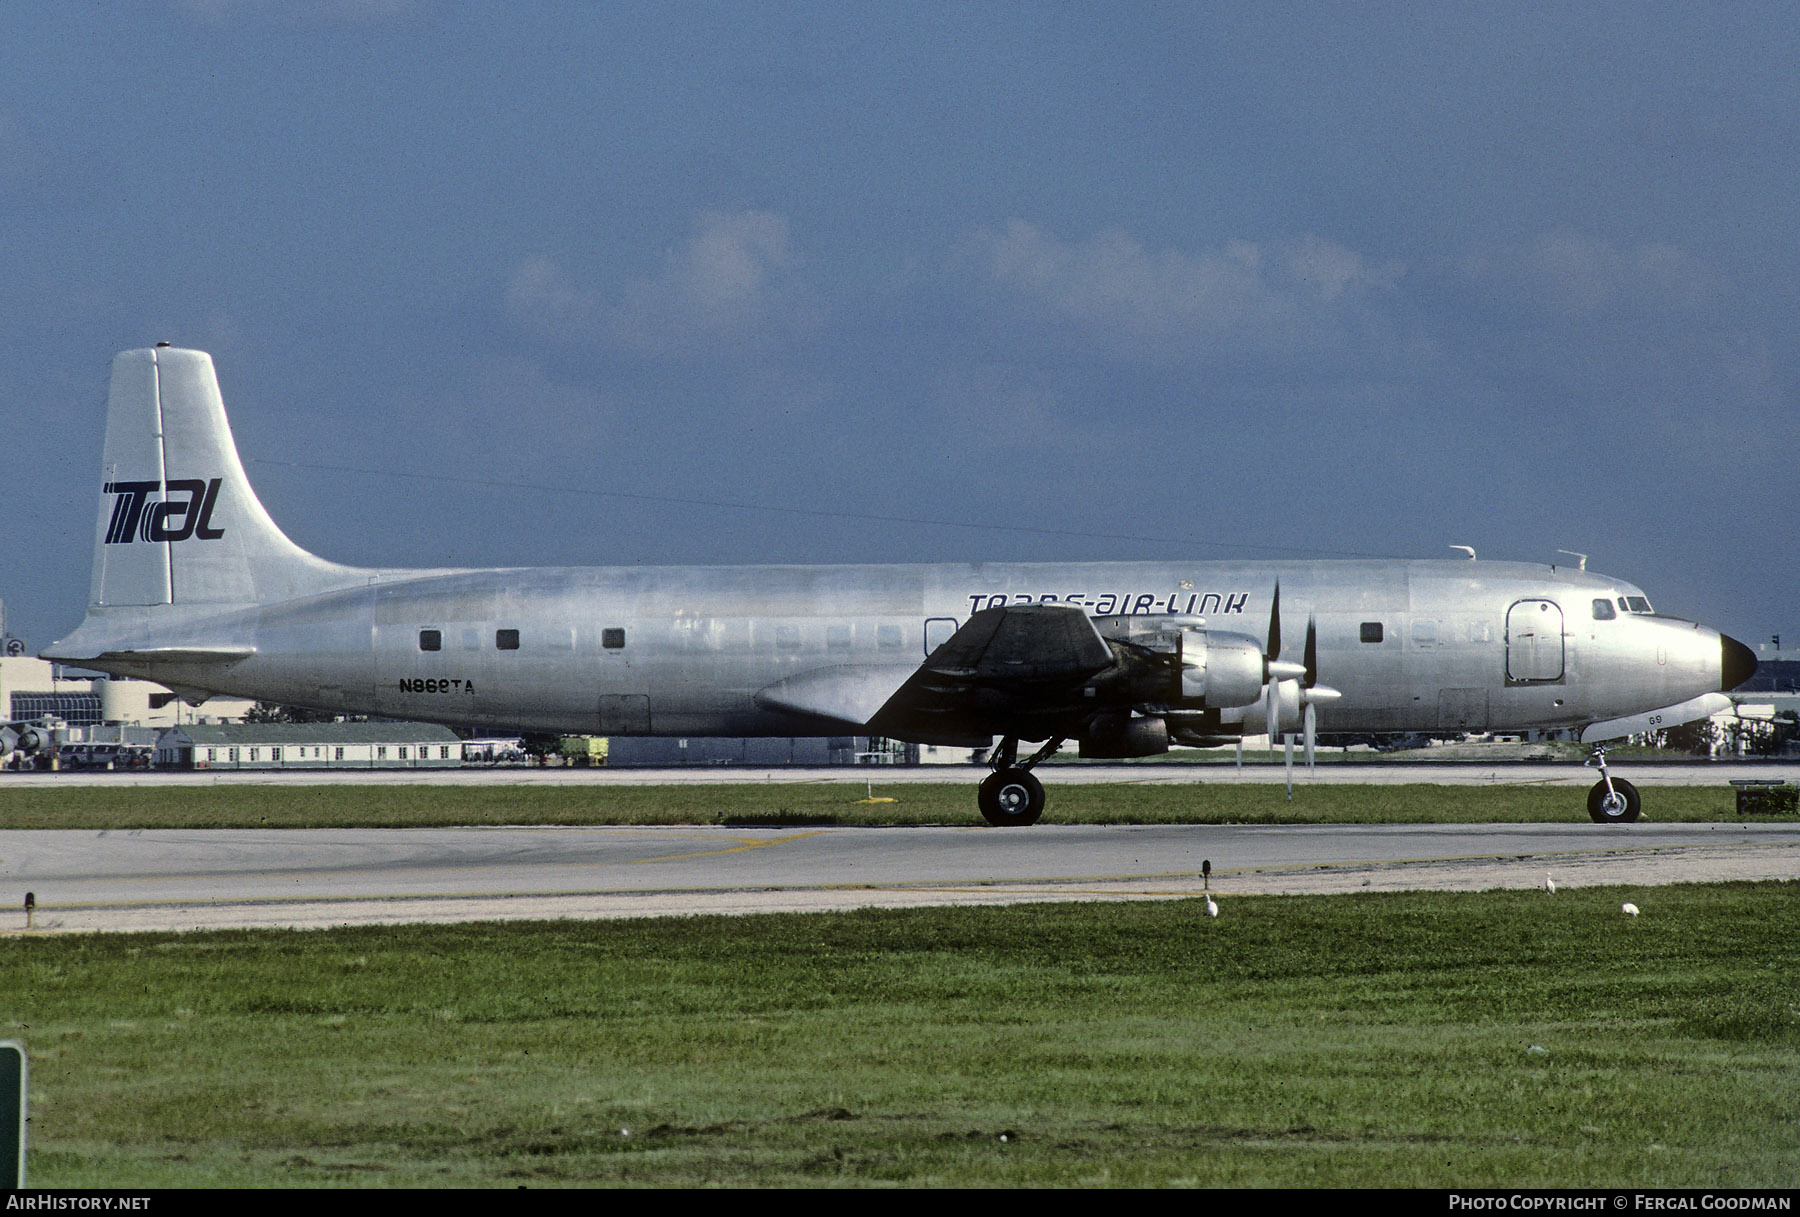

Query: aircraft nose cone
left=1721, top=634, right=1758, bottom=691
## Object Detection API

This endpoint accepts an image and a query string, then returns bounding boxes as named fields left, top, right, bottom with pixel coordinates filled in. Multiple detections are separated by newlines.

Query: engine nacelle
left=1178, top=630, right=1266, bottom=709
left=1088, top=617, right=1265, bottom=711
left=1078, top=712, right=1169, bottom=758
left=1, top=721, right=58, bottom=765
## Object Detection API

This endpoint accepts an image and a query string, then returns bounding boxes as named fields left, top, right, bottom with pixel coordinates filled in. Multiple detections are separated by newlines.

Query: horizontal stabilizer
left=40, top=642, right=256, bottom=667
left=94, top=645, right=256, bottom=664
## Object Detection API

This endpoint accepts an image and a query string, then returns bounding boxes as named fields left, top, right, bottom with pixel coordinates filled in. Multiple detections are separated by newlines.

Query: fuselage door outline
left=1505, top=598, right=1565, bottom=683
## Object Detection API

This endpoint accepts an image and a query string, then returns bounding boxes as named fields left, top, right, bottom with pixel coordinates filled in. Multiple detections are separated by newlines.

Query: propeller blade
left=1265, top=586, right=1302, bottom=763
left=1268, top=582, right=1281, bottom=660
left=1284, top=732, right=1294, bottom=799
left=1304, top=700, right=1317, bottom=774
left=1304, top=615, right=1318, bottom=689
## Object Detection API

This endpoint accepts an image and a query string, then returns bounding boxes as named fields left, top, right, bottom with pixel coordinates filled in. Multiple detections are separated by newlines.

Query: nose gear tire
left=1587, top=776, right=1641, bottom=824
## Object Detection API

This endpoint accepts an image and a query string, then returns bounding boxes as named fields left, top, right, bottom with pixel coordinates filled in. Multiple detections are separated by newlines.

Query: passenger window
left=496, top=629, right=520, bottom=650
left=1360, top=622, right=1384, bottom=643
left=1592, top=599, right=1617, bottom=620
left=602, top=628, right=626, bottom=649
left=419, top=629, right=442, bottom=652
left=827, top=625, right=852, bottom=651
left=877, top=624, right=904, bottom=650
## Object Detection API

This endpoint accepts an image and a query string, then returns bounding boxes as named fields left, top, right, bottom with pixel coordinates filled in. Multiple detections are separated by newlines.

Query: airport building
left=1739, top=638, right=1800, bottom=695
left=0, top=655, right=254, bottom=730
left=155, top=722, right=463, bottom=770
left=605, top=735, right=919, bottom=766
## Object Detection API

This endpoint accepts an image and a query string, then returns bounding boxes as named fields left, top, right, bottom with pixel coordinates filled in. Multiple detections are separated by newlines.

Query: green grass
left=0, top=781, right=1771, bottom=828
left=7, top=883, right=1797, bottom=1187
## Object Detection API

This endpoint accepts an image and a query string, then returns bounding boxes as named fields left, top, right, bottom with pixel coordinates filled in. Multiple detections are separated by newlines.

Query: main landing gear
left=1585, top=743, right=1641, bottom=824
left=978, top=736, right=1065, bottom=826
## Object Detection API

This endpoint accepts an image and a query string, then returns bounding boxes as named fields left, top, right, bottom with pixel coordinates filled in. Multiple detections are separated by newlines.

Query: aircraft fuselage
left=85, top=557, right=1732, bottom=742
left=44, top=347, right=1756, bottom=824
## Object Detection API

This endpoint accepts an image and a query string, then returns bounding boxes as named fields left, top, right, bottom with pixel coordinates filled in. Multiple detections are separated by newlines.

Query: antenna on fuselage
left=1449, top=546, right=1476, bottom=560
left=1556, top=550, right=1589, bottom=571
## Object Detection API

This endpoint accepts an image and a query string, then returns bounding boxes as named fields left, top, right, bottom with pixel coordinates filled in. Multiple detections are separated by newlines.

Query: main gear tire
left=979, top=768, right=1045, bottom=826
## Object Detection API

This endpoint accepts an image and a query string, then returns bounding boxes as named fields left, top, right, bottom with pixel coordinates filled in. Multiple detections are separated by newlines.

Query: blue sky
left=4, top=2, right=1795, bottom=649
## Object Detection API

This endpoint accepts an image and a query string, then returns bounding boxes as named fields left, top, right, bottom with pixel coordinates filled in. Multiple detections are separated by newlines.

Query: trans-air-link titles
left=967, top=591, right=1249, bottom=616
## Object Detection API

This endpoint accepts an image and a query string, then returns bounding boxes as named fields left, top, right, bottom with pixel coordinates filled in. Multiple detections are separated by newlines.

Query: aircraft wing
left=753, top=605, right=1116, bottom=738
left=754, top=663, right=924, bottom=727
left=867, top=604, right=1117, bottom=741
left=1578, top=692, right=1734, bottom=743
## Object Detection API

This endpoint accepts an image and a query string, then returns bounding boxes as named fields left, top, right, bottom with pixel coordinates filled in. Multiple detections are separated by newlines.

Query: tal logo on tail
left=102, top=478, right=226, bottom=544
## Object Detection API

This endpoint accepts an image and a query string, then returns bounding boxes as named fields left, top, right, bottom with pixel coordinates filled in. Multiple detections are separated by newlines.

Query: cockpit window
left=1592, top=599, right=1617, bottom=620
left=1626, top=596, right=1652, bottom=614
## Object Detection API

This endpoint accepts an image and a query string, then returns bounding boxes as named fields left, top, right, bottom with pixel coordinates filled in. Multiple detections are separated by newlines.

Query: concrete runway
left=2, top=821, right=1795, bottom=934
left=8, top=759, right=1800, bottom=787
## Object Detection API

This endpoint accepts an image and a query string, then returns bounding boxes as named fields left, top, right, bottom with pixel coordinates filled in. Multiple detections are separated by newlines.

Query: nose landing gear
left=1585, top=743, right=1641, bottom=823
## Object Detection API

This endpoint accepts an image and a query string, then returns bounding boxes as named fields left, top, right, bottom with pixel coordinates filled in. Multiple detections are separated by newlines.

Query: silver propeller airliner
left=41, top=347, right=1757, bottom=824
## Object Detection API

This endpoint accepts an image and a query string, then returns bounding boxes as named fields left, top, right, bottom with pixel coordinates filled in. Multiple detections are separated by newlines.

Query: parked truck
left=557, top=735, right=609, bottom=767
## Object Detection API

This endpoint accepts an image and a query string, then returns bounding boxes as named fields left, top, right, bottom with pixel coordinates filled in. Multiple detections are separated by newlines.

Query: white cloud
left=967, top=220, right=1404, bottom=363
left=1458, top=228, right=1722, bottom=316
left=505, top=210, right=822, bottom=358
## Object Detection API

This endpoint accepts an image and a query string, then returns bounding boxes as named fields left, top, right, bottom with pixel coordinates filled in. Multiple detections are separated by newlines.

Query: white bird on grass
left=1622, top=902, right=1640, bottom=916
left=1545, top=874, right=1556, bottom=894
left=1205, top=895, right=1220, bottom=918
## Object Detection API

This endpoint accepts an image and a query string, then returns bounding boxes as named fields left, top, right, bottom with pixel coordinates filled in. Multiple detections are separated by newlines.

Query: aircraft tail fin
left=85, top=346, right=360, bottom=611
